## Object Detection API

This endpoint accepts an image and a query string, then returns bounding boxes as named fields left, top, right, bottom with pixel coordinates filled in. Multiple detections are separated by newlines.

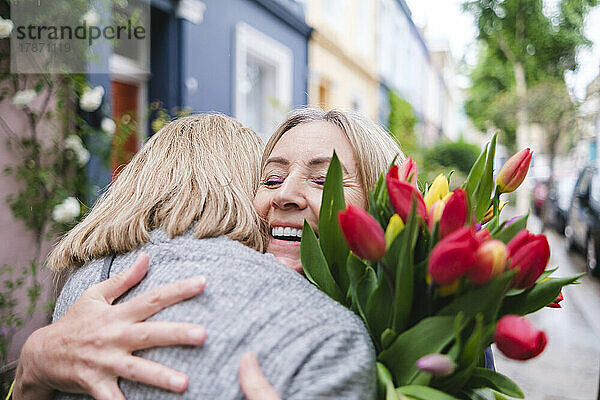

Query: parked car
left=564, top=166, right=600, bottom=276
left=543, top=176, right=576, bottom=233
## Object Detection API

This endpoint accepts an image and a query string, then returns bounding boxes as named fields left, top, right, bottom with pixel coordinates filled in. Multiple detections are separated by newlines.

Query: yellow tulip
left=385, top=214, right=405, bottom=248
left=424, top=174, right=449, bottom=209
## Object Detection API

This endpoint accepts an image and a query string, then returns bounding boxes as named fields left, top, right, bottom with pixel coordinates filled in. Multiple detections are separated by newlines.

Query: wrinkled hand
left=239, top=353, right=281, bottom=400
left=14, top=253, right=207, bottom=400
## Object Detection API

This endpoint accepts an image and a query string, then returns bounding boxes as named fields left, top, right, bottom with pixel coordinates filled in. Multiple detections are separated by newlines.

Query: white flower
left=64, top=135, right=90, bottom=166
left=0, top=18, right=14, bottom=39
left=12, top=89, right=37, bottom=108
left=81, top=9, right=100, bottom=26
left=52, top=197, right=80, bottom=223
left=79, top=86, right=104, bottom=112
left=101, top=117, right=116, bottom=136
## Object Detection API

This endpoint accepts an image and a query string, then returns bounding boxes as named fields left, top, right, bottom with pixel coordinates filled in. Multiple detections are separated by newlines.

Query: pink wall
left=0, top=96, right=58, bottom=367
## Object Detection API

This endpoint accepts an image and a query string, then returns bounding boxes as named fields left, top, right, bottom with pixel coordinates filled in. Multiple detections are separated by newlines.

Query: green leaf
left=366, top=271, right=394, bottom=348
left=473, top=133, right=498, bottom=220
left=377, top=362, right=399, bottom=400
left=492, top=213, right=529, bottom=244
left=462, top=143, right=488, bottom=200
left=467, top=368, right=524, bottom=398
left=378, top=315, right=460, bottom=385
left=392, top=201, right=419, bottom=333
left=438, top=271, right=515, bottom=324
left=347, top=253, right=368, bottom=309
left=499, top=273, right=583, bottom=317
left=396, top=385, right=461, bottom=400
left=318, top=152, right=350, bottom=294
left=301, top=220, right=344, bottom=303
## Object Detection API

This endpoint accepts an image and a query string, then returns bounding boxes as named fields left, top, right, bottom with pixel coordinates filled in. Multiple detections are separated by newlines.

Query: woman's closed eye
left=263, top=176, right=284, bottom=186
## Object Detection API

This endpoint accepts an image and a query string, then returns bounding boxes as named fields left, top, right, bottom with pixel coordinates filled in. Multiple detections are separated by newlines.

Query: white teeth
left=271, top=226, right=303, bottom=238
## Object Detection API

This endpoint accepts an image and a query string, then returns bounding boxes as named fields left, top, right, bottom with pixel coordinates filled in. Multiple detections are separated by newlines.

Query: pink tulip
left=338, top=205, right=386, bottom=261
left=495, top=315, right=547, bottom=360
left=507, top=230, right=550, bottom=289
left=428, top=227, right=480, bottom=285
left=439, top=189, right=468, bottom=238
left=497, top=148, right=532, bottom=193
left=386, top=167, right=428, bottom=224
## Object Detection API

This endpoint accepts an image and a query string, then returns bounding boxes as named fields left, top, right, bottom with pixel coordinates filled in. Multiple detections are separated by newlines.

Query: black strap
left=101, top=254, right=116, bottom=281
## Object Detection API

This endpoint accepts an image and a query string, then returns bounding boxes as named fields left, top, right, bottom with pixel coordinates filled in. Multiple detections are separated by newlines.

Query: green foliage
left=423, top=140, right=482, bottom=184
left=464, top=0, right=597, bottom=149
left=388, top=90, right=417, bottom=155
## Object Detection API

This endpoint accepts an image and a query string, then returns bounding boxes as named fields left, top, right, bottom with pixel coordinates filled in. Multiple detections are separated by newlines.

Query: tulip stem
left=491, top=190, right=501, bottom=230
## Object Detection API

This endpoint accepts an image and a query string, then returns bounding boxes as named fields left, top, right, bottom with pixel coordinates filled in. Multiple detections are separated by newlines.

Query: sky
left=404, top=0, right=600, bottom=100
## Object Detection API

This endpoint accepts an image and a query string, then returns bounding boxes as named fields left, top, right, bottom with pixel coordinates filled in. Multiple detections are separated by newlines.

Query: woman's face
left=253, top=120, right=367, bottom=273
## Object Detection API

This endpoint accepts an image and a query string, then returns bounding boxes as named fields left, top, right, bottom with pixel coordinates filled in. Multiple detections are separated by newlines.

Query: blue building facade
left=150, top=0, right=311, bottom=139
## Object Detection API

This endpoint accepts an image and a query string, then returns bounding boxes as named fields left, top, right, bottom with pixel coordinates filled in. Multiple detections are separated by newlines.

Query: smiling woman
left=255, top=108, right=403, bottom=273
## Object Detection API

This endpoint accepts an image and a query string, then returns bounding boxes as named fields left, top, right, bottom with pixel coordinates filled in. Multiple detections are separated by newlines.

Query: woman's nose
left=272, top=177, right=308, bottom=210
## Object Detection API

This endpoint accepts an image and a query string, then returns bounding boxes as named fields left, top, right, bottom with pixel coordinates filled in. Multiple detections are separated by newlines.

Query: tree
left=388, top=90, right=417, bottom=155
left=464, top=0, right=597, bottom=150
left=527, top=79, right=578, bottom=183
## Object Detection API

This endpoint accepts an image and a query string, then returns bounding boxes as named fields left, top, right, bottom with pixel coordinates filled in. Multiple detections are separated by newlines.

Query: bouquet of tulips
left=300, top=133, right=582, bottom=400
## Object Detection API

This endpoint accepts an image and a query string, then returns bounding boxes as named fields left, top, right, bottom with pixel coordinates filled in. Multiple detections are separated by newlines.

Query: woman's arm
left=14, top=254, right=207, bottom=400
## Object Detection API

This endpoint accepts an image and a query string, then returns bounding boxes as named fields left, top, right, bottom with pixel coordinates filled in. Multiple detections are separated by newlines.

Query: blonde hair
left=263, top=108, right=405, bottom=198
left=48, top=114, right=266, bottom=274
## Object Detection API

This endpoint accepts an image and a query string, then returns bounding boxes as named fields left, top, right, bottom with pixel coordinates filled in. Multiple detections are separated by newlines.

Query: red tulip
left=467, top=239, right=508, bottom=285
left=546, top=291, right=564, bottom=308
left=338, top=205, right=386, bottom=261
left=428, top=227, right=480, bottom=285
left=475, top=228, right=491, bottom=243
left=439, top=189, right=468, bottom=238
left=386, top=168, right=428, bottom=224
left=507, top=230, right=550, bottom=289
left=497, top=148, right=533, bottom=193
left=397, top=157, right=418, bottom=186
left=495, top=315, right=547, bottom=360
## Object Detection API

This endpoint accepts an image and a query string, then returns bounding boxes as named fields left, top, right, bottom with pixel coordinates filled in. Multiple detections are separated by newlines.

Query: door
left=111, top=80, right=139, bottom=177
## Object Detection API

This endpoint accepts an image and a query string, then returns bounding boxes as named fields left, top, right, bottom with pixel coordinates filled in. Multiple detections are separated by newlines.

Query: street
left=493, top=214, right=600, bottom=399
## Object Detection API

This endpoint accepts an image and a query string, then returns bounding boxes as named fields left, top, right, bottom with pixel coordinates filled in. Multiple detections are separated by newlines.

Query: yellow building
left=305, top=0, right=379, bottom=120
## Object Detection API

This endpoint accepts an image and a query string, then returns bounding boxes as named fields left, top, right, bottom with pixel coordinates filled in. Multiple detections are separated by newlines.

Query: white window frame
left=234, top=22, right=293, bottom=137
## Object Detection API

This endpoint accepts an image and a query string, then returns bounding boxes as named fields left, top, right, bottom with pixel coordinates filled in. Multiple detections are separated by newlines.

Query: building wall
left=0, top=95, right=56, bottom=366
left=305, top=0, right=379, bottom=120
left=376, top=0, right=457, bottom=145
left=172, top=0, right=310, bottom=139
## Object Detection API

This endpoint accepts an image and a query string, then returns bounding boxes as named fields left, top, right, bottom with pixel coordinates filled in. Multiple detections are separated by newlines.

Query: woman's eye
left=264, top=177, right=284, bottom=186
left=313, top=177, right=326, bottom=185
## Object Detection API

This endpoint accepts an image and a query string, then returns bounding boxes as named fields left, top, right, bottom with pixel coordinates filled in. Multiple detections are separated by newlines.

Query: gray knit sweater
left=52, top=230, right=376, bottom=400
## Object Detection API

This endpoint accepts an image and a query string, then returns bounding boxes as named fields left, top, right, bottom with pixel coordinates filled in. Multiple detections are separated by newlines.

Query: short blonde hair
left=48, top=114, right=266, bottom=274
left=263, top=108, right=404, bottom=198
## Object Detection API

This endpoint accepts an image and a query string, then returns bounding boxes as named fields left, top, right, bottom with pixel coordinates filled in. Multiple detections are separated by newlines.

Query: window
left=234, top=23, right=292, bottom=140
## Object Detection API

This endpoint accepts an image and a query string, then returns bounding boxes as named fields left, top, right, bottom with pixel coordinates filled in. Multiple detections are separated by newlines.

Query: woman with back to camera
left=14, top=109, right=404, bottom=400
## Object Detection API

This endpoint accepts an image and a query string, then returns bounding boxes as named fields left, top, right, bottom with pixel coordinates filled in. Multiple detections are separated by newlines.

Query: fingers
left=127, top=321, right=207, bottom=351
left=117, top=276, right=206, bottom=321
left=88, top=382, right=126, bottom=400
left=94, top=253, right=150, bottom=304
left=239, top=353, right=281, bottom=400
left=112, top=356, right=189, bottom=393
